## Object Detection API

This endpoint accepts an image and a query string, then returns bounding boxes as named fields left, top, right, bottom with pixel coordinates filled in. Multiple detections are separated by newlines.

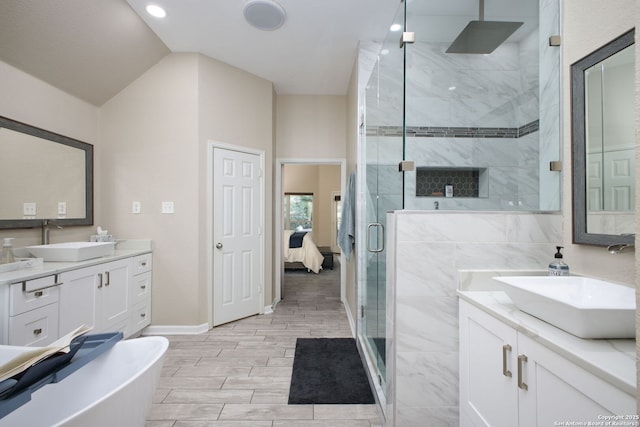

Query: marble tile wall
left=363, top=30, right=549, bottom=212
left=386, top=211, right=562, bottom=426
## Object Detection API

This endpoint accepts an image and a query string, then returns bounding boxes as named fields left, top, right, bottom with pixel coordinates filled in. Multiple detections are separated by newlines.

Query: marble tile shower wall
left=386, top=211, right=562, bottom=426
left=364, top=27, right=549, bottom=211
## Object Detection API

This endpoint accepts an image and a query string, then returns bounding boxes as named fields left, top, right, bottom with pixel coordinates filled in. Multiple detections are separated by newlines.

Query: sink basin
left=25, top=242, right=115, bottom=262
left=493, top=276, right=636, bottom=339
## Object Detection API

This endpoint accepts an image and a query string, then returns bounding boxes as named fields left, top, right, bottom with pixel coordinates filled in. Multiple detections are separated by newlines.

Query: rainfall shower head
left=446, top=0, right=523, bottom=54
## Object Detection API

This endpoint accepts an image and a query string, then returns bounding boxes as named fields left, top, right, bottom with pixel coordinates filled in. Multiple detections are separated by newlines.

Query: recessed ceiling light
left=390, top=24, right=402, bottom=32
left=243, top=0, right=286, bottom=31
left=146, top=4, right=166, bottom=18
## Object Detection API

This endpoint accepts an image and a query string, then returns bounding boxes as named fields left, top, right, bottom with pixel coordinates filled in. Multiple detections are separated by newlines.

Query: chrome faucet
left=607, top=243, right=634, bottom=254
left=41, top=219, right=63, bottom=245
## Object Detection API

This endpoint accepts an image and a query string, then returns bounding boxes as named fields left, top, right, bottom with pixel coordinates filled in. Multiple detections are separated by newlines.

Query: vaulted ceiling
left=0, top=0, right=538, bottom=106
left=0, top=0, right=399, bottom=106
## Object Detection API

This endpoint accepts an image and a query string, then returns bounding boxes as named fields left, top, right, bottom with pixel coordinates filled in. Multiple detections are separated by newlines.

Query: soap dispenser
left=548, top=246, right=569, bottom=276
left=0, top=238, right=15, bottom=264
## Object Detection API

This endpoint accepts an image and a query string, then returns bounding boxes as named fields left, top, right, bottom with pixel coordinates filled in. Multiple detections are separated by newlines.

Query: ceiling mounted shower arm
left=479, top=0, right=484, bottom=21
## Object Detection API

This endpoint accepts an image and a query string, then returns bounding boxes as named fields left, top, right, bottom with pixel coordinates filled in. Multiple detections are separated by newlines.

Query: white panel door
left=603, top=149, right=635, bottom=211
left=213, top=147, right=262, bottom=326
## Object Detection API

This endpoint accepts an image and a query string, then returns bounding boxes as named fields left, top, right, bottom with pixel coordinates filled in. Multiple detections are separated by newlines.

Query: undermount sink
left=25, top=242, right=115, bottom=262
left=493, top=276, right=636, bottom=339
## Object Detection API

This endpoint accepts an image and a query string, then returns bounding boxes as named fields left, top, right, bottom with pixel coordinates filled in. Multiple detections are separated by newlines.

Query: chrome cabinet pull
left=140, top=313, right=146, bottom=318
left=518, top=354, right=528, bottom=390
left=502, top=344, right=512, bottom=377
left=33, top=328, right=42, bottom=335
left=105, top=271, right=110, bottom=287
left=34, top=291, right=43, bottom=298
left=140, top=284, right=147, bottom=290
left=141, top=261, right=147, bottom=267
left=98, top=273, right=103, bottom=288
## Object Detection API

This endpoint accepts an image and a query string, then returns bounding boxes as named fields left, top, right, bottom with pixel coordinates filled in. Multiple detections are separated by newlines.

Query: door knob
left=216, top=242, right=223, bottom=249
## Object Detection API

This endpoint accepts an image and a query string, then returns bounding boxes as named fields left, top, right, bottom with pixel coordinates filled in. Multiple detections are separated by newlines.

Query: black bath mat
left=288, top=338, right=375, bottom=404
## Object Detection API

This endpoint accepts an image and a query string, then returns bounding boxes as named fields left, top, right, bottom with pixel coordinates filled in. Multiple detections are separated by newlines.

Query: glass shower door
left=361, top=2, right=405, bottom=393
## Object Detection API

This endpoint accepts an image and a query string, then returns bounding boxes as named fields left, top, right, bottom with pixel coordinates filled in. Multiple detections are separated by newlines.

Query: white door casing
left=212, top=146, right=263, bottom=326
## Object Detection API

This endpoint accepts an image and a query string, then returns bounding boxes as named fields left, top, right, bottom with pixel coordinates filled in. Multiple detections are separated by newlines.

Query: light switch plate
left=161, top=201, right=174, bottom=214
left=132, top=201, right=141, bottom=214
left=58, top=202, right=67, bottom=215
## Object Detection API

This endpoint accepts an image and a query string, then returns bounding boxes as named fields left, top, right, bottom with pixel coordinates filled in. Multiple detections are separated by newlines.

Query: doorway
left=209, top=142, right=265, bottom=327
left=275, top=159, right=346, bottom=304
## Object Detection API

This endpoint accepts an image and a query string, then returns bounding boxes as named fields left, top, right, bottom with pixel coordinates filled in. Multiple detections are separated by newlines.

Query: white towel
left=338, top=172, right=356, bottom=261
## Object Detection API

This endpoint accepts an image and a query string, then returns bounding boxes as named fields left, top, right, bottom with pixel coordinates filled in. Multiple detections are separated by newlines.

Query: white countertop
left=458, top=289, right=636, bottom=396
left=0, top=240, right=152, bottom=286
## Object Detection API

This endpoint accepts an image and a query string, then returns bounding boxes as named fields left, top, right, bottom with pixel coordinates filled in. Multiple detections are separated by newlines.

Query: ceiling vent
left=243, top=0, right=286, bottom=31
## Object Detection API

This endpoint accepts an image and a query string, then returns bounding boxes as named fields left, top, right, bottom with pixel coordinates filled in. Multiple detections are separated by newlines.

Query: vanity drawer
left=131, top=300, right=151, bottom=332
left=9, top=276, right=61, bottom=316
left=8, top=302, right=59, bottom=347
left=132, top=254, right=152, bottom=274
left=132, top=271, right=152, bottom=303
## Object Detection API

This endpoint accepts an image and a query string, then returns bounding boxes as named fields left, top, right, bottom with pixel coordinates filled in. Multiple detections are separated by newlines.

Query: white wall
left=100, top=53, right=274, bottom=326
left=100, top=53, right=201, bottom=326
left=275, top=95, right=347, bottom=158
left=561, top=0, right=636, bottom=284
left=0, top=60, right=100, bottom=246
left=197, top=54, right=275, bottom=319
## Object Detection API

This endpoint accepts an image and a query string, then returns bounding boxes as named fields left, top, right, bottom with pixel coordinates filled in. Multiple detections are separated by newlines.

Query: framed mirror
left=571, top=29, right=635, bottom=246
left=0, top=116, right=93, bottom=229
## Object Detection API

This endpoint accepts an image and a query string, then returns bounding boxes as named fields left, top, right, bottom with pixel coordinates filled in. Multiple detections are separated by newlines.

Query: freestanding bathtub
left=0, top=336, right=168, bottom=427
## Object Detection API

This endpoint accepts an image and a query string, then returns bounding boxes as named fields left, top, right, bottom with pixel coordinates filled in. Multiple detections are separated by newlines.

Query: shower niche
left=415, top=167, right=487, bottom=198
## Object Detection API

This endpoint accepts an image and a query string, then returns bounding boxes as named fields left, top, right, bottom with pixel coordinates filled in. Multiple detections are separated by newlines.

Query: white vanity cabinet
left=0, top=246, right=152, bottom=346
left=460, top=299, right=635, bottom=426
left=58, top=258, right=131, bottom=337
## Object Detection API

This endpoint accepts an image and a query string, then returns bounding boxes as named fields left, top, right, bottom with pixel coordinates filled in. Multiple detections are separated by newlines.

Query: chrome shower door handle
left=366, top=223, right=385, bottom=253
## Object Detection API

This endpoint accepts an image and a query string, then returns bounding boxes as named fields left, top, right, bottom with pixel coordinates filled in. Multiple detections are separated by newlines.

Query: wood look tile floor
left=146, top=264, right=384, bottom=427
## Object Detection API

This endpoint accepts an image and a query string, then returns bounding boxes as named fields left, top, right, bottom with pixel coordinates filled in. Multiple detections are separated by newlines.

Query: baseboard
left=343, top=298, right=356, bottom=338
left=142, top=323, right=210, bottom=336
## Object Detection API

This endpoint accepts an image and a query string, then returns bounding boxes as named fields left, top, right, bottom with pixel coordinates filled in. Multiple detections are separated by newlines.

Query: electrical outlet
left=58, top=202, right=67, bottom=215
left=161, top=201, right=175, bottom=214
left=132, top=201, right=141, bottom=214
left=23, top=202, right=37, bottom=216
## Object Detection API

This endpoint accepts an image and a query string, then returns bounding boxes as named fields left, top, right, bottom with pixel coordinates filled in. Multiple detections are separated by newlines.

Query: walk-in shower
left=357, top=0, right=560, bottom=419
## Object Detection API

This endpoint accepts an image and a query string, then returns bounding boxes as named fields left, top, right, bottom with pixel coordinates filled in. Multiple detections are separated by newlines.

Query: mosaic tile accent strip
left=416, top=168, right=481, bottom=198
left=367, top=119, right=539, bottom=139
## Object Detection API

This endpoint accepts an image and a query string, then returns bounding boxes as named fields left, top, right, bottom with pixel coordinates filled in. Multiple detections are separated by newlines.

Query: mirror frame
left=0, top=116, right=94, bottom=229
left=571, top=29, right=635, bottom=246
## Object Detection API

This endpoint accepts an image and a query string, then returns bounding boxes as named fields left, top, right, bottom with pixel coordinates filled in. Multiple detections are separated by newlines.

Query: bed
left=283, top=230, right=324, bottom=274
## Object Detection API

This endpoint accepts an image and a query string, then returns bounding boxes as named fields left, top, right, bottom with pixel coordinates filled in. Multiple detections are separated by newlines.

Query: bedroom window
left=284, top=193, right=313, bottom=231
